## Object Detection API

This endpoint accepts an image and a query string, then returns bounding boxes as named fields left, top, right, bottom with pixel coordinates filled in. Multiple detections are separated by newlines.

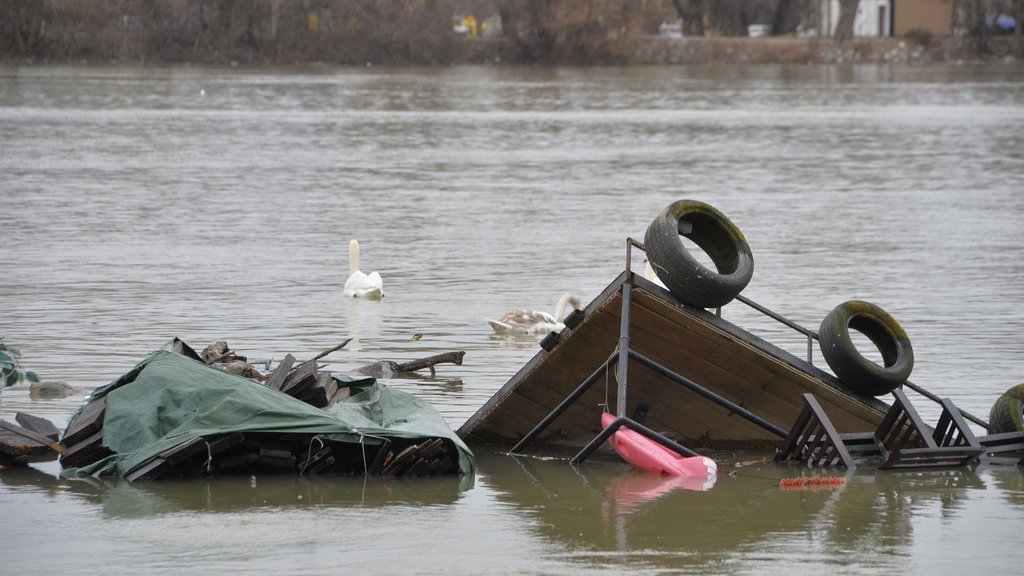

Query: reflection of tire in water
left=988, top=383, right=1024, bottom=434
left=818, top=300, right=914, bottom=397
left=643, top=199, right=753, bottom=308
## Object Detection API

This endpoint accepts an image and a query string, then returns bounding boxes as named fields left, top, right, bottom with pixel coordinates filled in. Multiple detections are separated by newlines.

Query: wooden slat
left=62, top=397, right=106, bottom=447
left=281, top=359, right=318, bottom=396
left=59, top=430, right=111, bottom=468
left=264, top=354, right=296, bottom=391
left=15, top=413, right=61, bottom=441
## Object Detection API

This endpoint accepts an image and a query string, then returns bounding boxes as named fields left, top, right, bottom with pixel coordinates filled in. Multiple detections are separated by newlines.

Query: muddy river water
left=2, top=63, right=1023, bottom=574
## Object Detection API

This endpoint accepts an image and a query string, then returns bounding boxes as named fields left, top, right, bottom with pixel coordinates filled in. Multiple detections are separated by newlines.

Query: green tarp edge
left=61, top=345, right=474, bottom=478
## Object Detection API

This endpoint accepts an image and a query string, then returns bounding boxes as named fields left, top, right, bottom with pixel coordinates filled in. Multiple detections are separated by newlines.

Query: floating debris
left=52, top=339, right=473, bottom=481
left=779, top=476, right=847, bottom=491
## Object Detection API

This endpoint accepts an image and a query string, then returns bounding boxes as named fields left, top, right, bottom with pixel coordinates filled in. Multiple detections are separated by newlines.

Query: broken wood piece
left=308, top=455, right=337, bottom=475
left=59, top=430, right=112, bottom=468
left=207, top=432, right=246, bottom=454
left=367, top=438, right=392, bottom=475
left=320, top=373, right=339, bottom=401
left=15, top=412, right=61, bottom=441
left=259, top=448, right=296, bottom=469
left=263, top=354, right=296, bottom=391
left=357, top=351, right=466, bottom=378
left=417, top=437, right=446, bottom=461
left=381, top=444, right=419, bottom=477
left=405, top=457, right=431, bottom=477
left=307, top=339, right=353, bottom=364
left=281, top=359, right=318, bottom=396
left=216, top=452, right=259, bottom=471
left=329, top=385, right=352, bottom=405
left=158, top=437, right=208, bottom=466
left=296, top=373, right=336, bottom=408
left=61, top=397, right=106, bottom=447
left=395, top=351, right=465, bottom=372
left=125, top=457, right=170, bottom=482
left=0, top=420, right=63, bottom=464
left=298, top=445, right=334, bottom=473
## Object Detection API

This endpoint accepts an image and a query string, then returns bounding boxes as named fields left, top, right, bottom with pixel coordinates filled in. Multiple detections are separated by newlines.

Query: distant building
left=820, top=0, right=893, bottom=37
left=893, top=0, right=955, bottom=36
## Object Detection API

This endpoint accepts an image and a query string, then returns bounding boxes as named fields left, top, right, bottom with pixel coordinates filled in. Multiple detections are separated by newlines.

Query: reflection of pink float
left=601, top=412, right=717, bottom=478
left=604, top=470, right=717, bottom=517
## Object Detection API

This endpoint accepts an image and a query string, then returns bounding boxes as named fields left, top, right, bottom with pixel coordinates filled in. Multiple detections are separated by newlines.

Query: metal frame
left=511, top=238, right=789, bottom=464
left=511, top=236, right=993, bottom=464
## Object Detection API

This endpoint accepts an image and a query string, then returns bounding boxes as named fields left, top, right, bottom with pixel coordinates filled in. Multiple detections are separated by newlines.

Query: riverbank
left=3, top=0, right=1022, bottom=66
left=452, top=35, right=1023, bottom=66
left=6, top=35, right=1021, bottom=67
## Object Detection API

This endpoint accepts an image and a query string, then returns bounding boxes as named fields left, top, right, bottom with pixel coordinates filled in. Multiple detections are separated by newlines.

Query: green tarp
left=62, top=345, right=473, bottom=478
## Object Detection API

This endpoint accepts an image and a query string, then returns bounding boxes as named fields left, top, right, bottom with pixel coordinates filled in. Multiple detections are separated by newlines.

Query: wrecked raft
left=459, top=199, right=1019, bottom=469
left=60, top=343, right=473, bottom=480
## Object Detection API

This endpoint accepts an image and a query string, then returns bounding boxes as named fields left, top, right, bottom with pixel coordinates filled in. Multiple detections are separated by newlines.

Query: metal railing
left=627, top=237, right=989, bottom=430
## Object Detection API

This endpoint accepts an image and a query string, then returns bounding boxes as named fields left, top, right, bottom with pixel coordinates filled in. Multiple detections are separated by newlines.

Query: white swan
left=343, top=239, right=384, bottom=299
left=488, top=293, right=582, bottom=335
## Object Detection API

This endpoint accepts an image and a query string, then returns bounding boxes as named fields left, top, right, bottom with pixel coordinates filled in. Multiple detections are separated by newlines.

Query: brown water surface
left=1, top=63, right=1023, bottom=574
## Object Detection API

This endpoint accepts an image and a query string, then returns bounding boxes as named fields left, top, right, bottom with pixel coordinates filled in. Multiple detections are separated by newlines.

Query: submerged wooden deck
left=459, top=271, right=892, bottom=450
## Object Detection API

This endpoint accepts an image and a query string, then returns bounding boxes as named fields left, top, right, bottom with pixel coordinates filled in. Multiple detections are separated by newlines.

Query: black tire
left=818, top=301, right=914, bottom=397
left=988, top=384, right=1024, bottom=434
left=643, top=200, right=754, bottom=308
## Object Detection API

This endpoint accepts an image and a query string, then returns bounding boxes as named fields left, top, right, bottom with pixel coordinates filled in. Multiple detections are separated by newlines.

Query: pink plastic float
left=601, top=412, right=717, bottom=478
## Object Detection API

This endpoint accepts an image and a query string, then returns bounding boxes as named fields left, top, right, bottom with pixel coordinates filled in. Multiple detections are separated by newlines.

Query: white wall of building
left=820, top=0, right=893, bottom=37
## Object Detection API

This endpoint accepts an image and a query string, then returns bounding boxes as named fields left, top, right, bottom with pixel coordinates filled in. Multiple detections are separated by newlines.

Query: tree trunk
left=1015, top=0, right=1022, bottom=55
left=833, top=0, right=859, bottom=41
left=705, top=0, right=747, bottom=36
left=772, top=0, right=813, bottom=35
left=672, top=0, right=705, bottom=36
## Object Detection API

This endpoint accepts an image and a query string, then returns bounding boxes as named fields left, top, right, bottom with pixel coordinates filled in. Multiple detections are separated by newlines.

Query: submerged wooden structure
left=460, top=236, right=1024, bottom=470
left=460, top=240, right=898, bottom=451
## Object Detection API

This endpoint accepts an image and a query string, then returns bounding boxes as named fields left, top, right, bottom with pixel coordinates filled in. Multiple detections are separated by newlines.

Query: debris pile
left=120, top=432, right=458, bottom=482
left=5, top=339, right=475, bottom=480
left=0, top=413, right=65, bottom=466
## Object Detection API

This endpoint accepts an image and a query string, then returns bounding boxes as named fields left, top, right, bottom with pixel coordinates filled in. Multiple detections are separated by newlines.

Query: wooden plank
left=15, top=412, right=61, bottom=441
left=0, top=419, right=66, bottom=455
left=158, top=437, right=208, bottom=466
left=298, top=445, right=334, bottom=473
left=59, top=430, right=111, bottom=468
left=418, top=438, right=446, bottom=460
left=980, top=432, right=1024, bottom=454
left=207, top=432, right=245, bottom=454
left=62, top=397, right=106, bottom=447
left=381, top=444, right=418, bottom=477
left=124, top=457, right=169, bottom=482
left=367, top=438, right=392, bottom=475
left=264, top=354, right=296, bottom=391
left=321, top=373, right=339, bottom=400
left=329, top=385, right=351, bottom=405
left=281, top=359, right=318, bottom=396
left=258, top=447, right=296, bottom=469
left=308, top=455, right=337, bottom=475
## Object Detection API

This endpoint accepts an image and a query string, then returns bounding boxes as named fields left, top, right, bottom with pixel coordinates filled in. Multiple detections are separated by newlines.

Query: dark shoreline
left=5, top=36, right=1022, bottom=67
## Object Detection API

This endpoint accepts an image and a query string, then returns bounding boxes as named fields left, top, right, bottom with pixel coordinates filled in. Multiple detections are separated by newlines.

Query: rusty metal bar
left=900, top=380, right=988, bottom=429
left=628, top=349, right=789, bottom=438
left=509, top=353, right=619, bottom=454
